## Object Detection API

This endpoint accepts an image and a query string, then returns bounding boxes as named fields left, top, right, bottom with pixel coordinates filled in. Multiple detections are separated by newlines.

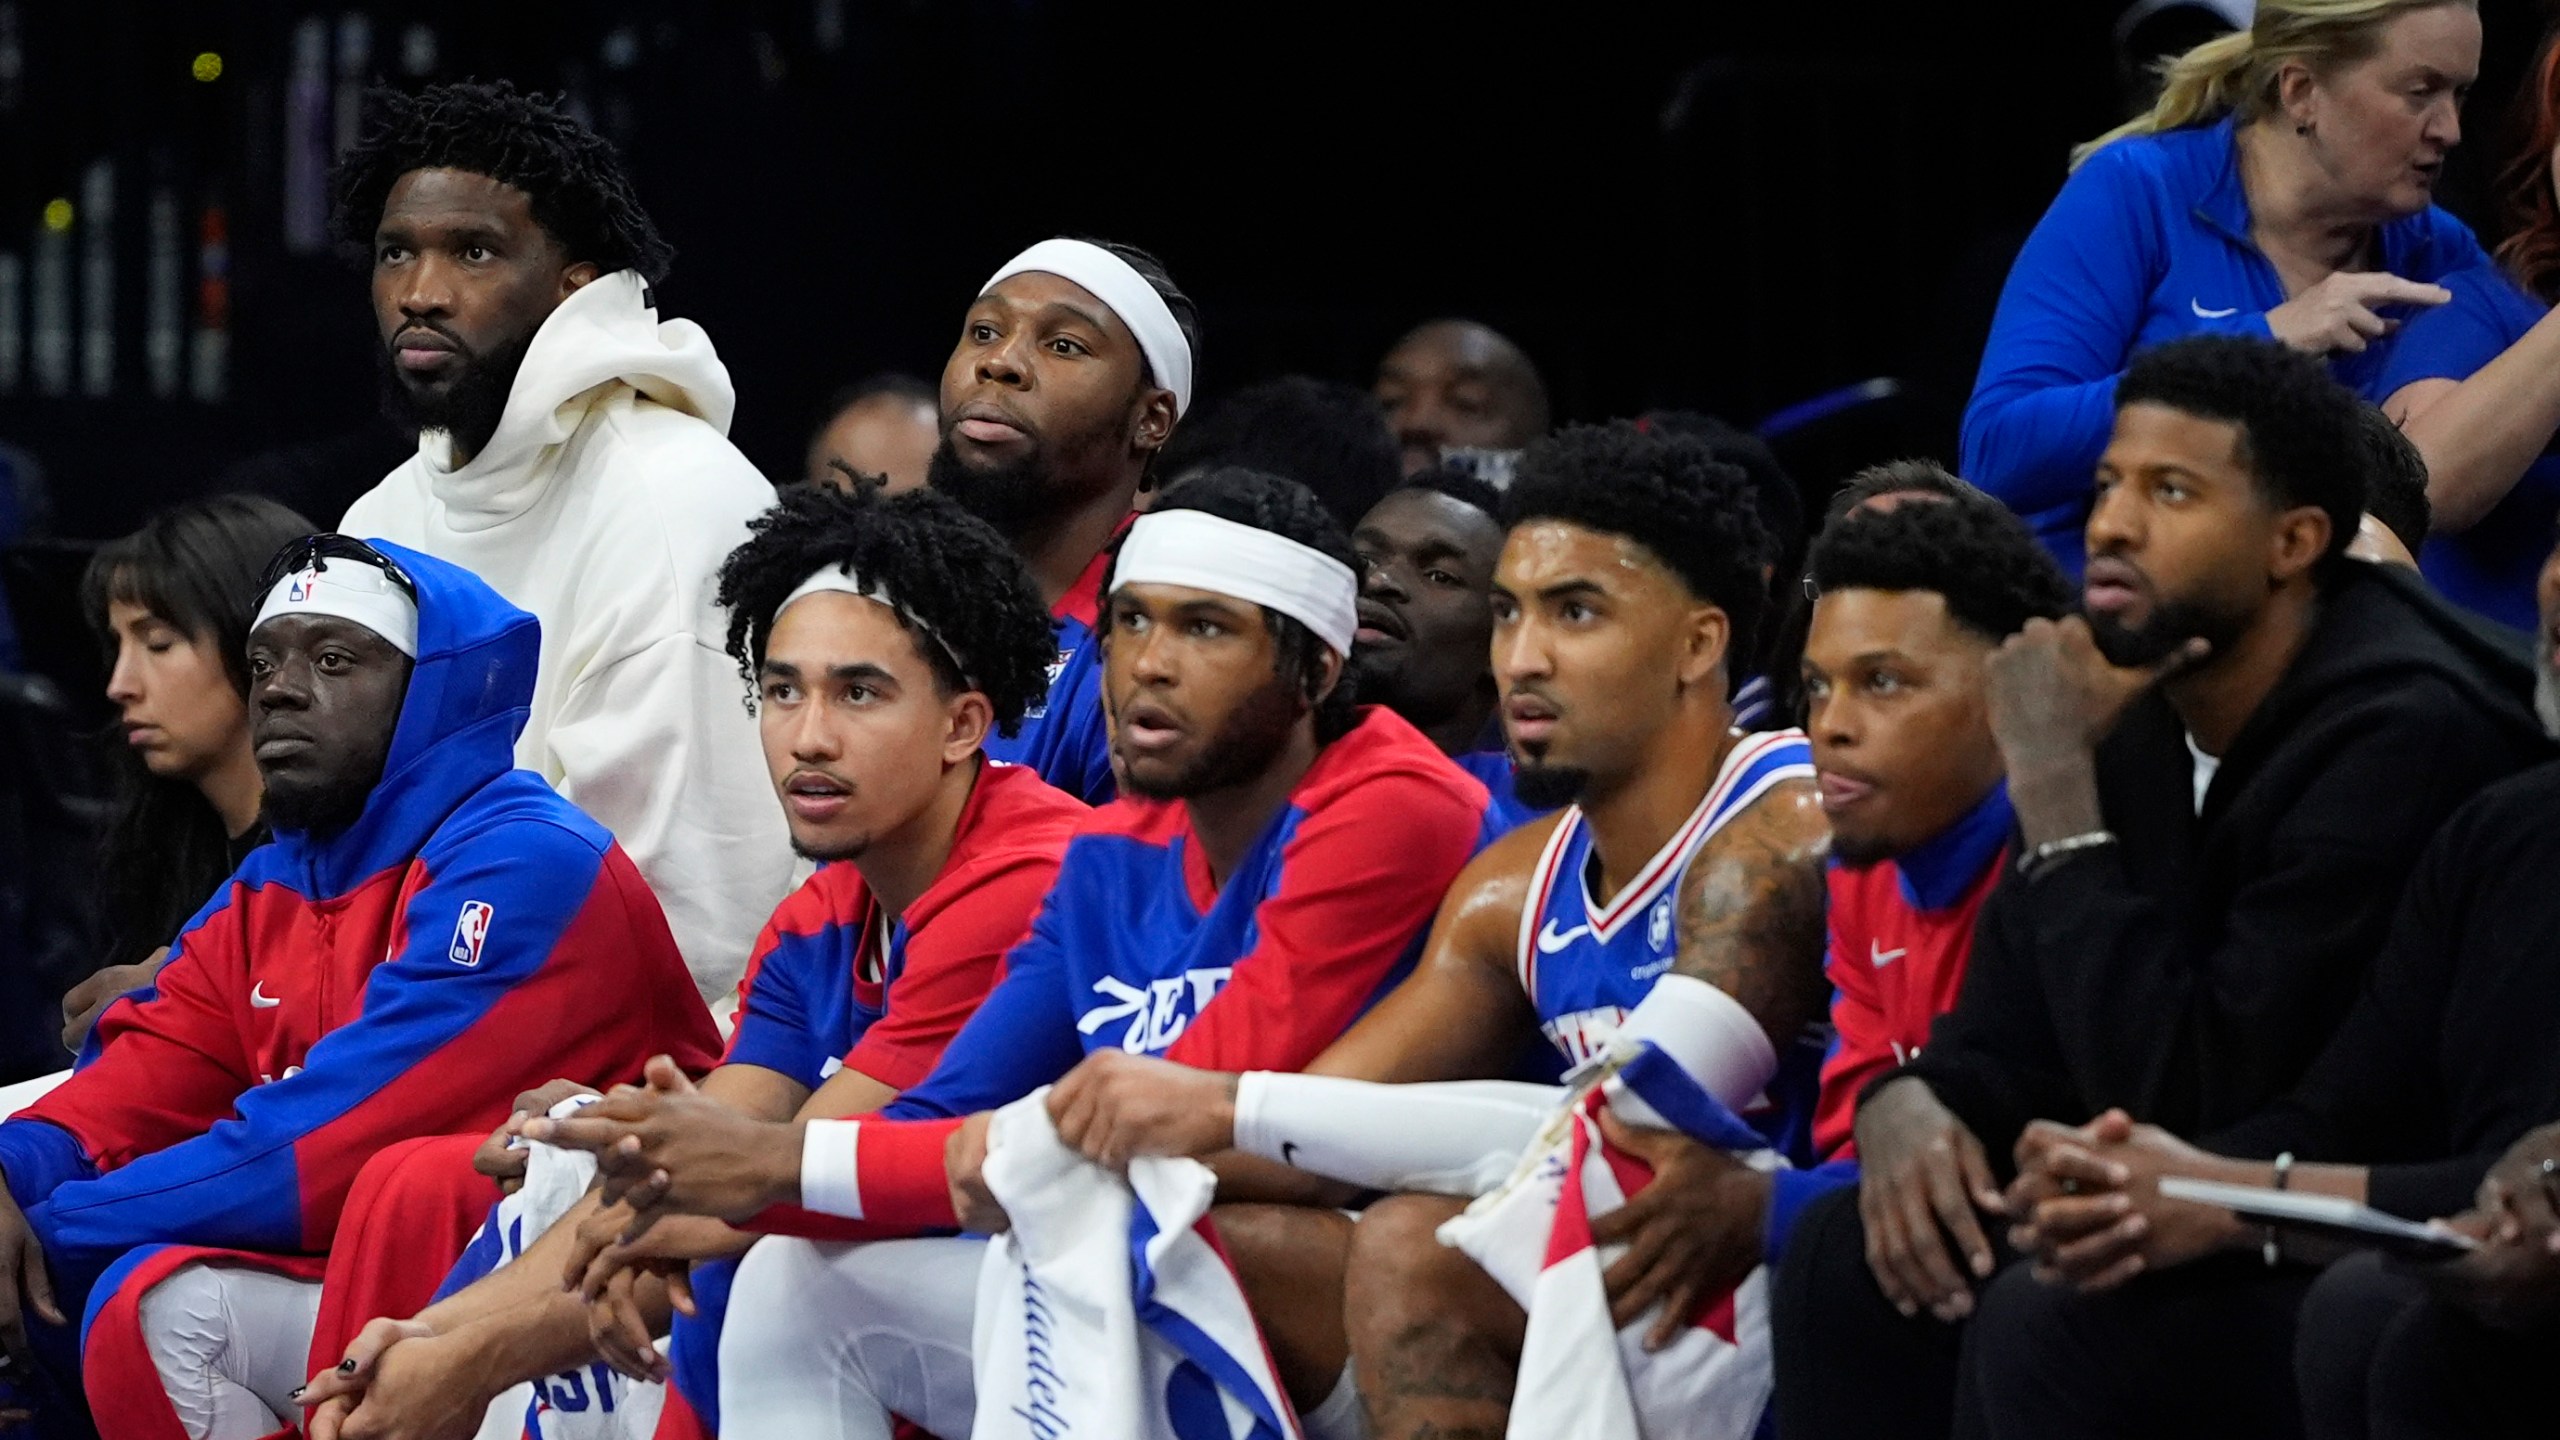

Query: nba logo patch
left=448, top=901, right=494, bottom=966
left=288, top=569, right=319, bottom=602
left=1649, top=895, right=1673, bottom=951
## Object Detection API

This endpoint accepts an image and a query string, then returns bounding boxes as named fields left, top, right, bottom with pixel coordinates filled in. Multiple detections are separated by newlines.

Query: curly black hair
left=1391, top=464, right=1504, bottom=523
left=714, top=486, right=1056, bottom=736
left=329, top=80, right=674, bottom=284
left=1502, top=421, right=1772, bottom=668
left=1104, top=466, right=1362, bottom=743
left=1807, top=487, right=2074, bottom=642
left=2117, top=335, right=2369, bottom=575
left=2351, top=404, right=2432, bottom=556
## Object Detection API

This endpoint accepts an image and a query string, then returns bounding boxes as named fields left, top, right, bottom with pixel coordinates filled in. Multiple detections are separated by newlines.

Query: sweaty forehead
left=2106, top=402, right=2251, bottom=478
left=1497, top=520, right=1685, bottom=600
left=379, top=168, right=542, bottom=235
left=977, top=272, right=1139, bottom=353
left=1362, top=490, right=1504, bottom=553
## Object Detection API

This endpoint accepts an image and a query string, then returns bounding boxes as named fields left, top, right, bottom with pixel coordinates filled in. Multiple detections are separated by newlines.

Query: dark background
left=2, top=0, right=2555, bottom=543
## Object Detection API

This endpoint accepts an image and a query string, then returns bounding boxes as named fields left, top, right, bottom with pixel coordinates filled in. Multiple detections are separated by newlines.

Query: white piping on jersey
left=1513, top=729, right=1815, bottom=1005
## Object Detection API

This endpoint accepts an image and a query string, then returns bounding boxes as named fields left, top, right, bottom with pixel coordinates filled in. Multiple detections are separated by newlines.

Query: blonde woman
left=1964, top=0, right=2484, bottom=575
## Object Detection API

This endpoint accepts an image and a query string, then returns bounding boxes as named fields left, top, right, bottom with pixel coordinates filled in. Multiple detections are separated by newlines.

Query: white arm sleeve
left=1600, top=974, right=1777, bottom=1127
left=1232, top=1074, right=1562, bottom=1198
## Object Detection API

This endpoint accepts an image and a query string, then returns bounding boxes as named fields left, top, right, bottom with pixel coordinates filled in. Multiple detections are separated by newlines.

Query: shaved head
left=1374, top=318, right=1551, bottom=476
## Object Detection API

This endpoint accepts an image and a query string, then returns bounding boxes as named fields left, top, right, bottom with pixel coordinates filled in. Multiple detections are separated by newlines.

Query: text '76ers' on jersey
left=1517, top=729, right=1825, bottom=1163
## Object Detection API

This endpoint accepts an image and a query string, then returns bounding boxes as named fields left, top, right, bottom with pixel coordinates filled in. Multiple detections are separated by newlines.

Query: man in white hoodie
left=330, top=81, right=790, bottom=1000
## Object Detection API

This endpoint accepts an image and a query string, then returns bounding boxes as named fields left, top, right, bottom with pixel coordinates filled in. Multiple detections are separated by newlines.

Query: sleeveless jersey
left=1515, top=729, right=1824, bottom=1164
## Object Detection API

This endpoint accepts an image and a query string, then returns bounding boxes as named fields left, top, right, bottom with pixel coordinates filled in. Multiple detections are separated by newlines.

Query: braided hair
left=329, top=80, right=675, bottom=284
left=715, top=486, right=1057, bottom=737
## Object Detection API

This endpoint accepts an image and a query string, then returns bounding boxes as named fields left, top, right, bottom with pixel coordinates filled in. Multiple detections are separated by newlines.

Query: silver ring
left=2060, top=1177, right=2082, bottom=1196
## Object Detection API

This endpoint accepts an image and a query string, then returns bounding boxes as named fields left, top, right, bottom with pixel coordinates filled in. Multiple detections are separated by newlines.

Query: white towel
left=457, top=1102, right=666, bottom=1440
left=971, top=1088, right=1303, bottom=1440
left=1437, top=1045, right=1781, bottom=1440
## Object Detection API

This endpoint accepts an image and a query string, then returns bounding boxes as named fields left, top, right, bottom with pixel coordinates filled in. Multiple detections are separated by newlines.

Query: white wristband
left=1605, top=974, right=1777, bottom=1122
left=800, top=1118, right=864, bottom=1218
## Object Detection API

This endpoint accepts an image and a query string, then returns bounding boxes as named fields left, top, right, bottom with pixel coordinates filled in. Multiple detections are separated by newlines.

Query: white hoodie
left=341, top=272, right=791, bottom=1000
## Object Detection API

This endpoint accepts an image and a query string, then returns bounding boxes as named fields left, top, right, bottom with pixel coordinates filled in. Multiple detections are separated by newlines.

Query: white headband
left=1113, top=510, right=1358, bottom=657
left=980, top=238, right=1193, bottom=418
left=777, top=565, right=971, bottom=686
left=252, top=561, right=420, bottom=658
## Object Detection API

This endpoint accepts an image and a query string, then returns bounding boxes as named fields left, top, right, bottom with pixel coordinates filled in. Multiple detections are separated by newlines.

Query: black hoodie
left=1889, top=564, right=2552, bottom=1165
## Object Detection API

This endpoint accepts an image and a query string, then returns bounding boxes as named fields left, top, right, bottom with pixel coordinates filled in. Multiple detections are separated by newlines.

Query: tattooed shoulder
left=1672, top=775, right=1832, bottom=1041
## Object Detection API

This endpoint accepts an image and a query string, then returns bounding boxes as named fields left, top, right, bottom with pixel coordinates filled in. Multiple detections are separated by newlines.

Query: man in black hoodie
left=1769, top=336, right=2550, bottom=1440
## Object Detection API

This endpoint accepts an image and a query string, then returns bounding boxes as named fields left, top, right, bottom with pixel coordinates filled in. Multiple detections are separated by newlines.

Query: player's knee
left=721, top=1237, right=836, bottom=1367
left=135, top=1263, right=231, bottom=1376
left=1215, top=1203, right=1353, bottom=1302
left=1343, top=1194, right=1485, bottom=1326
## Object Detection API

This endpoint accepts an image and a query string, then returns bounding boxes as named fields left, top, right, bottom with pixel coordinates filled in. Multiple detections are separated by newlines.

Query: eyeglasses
left=258, top=534, right=418, bottom=599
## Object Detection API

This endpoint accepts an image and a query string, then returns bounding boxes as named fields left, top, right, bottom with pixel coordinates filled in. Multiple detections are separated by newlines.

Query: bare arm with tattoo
left=1584, top=773, right=1830, bottom=1347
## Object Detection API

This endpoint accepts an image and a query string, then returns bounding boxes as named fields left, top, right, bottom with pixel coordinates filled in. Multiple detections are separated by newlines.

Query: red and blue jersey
left=1455, top=748, right=1548, bottom=838
left=724, top=761, right=1086, bottom=1094
left=0, top=540, right=722, bottom=1275
left=885, top=706, right=1492, bottom=1120
left=983, top=546, right=1116, bottom=806
left=1513, top=731, right=1825, bottom=1163
left=1810, top=782, right=2012, bottom=1160
left=1765, top=782, right=2012, bottom=1260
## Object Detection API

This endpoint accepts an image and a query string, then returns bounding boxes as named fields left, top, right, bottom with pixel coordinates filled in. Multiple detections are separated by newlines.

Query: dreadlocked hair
left=329, top=80, right=675, bottom=284
left=1807, top=487, right=2074, bottom=641
left=714, top=485, right=1057, bottom=736
left=1105, top=466, right=1362, bottom=743
left=1503, top=421, right=1771, bottom=668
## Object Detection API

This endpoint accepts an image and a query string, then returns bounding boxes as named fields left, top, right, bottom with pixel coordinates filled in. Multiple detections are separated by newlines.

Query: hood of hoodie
left=266, top=538, right=543, bottom=897
left=414, top=271, right=737, bottom=530
left=2176, top=562, right=2548, bottom=813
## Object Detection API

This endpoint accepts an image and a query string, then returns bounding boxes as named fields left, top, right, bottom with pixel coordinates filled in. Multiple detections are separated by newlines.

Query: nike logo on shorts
left=249, top=982, right=282, bottom=1009
left=2190, top=299, right=2240, bottom=318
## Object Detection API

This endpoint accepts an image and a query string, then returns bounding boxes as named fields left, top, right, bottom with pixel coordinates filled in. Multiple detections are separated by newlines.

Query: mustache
left=390, top=319, right=471, bottom=356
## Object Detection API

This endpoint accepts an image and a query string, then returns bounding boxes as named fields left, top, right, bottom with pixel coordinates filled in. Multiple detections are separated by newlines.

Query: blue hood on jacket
left=263, top=538, right=541, bottom=897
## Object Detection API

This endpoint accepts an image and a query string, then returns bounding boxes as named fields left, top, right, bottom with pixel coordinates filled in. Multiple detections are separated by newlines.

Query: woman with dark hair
left=60, top=494, right=314, bottom=1048
left=2372, top=30, right=2560, bottom=628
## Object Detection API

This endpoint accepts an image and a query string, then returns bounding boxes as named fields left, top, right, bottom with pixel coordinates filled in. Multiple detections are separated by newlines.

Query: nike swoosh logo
left=1536, top=920, right=1592, bottom=954
left=1869, top=942, right=1907, bottom=969
left=249, top=982, right=281, bottom=1009
left=1281, top=1141, right=1303, bottom=1167
left=2190, top=299, right=2239, bottom=319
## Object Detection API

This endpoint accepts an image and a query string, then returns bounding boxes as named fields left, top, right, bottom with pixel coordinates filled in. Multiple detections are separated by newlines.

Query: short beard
left=1120, top=675, right=1307, bottom=801
left=377, top=325, right=538, bottom=461
left=927, top=437, right=1070, bottom=544
left=792, top=834, right=871, bottom=865
left=1512, top=762, right=1591, bottom=811
left=2086, top=594, right=2249, bottom=670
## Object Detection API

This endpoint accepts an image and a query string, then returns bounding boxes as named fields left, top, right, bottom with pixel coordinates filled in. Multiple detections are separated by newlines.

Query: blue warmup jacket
left=1963, top=116, right=2490, bottom=574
